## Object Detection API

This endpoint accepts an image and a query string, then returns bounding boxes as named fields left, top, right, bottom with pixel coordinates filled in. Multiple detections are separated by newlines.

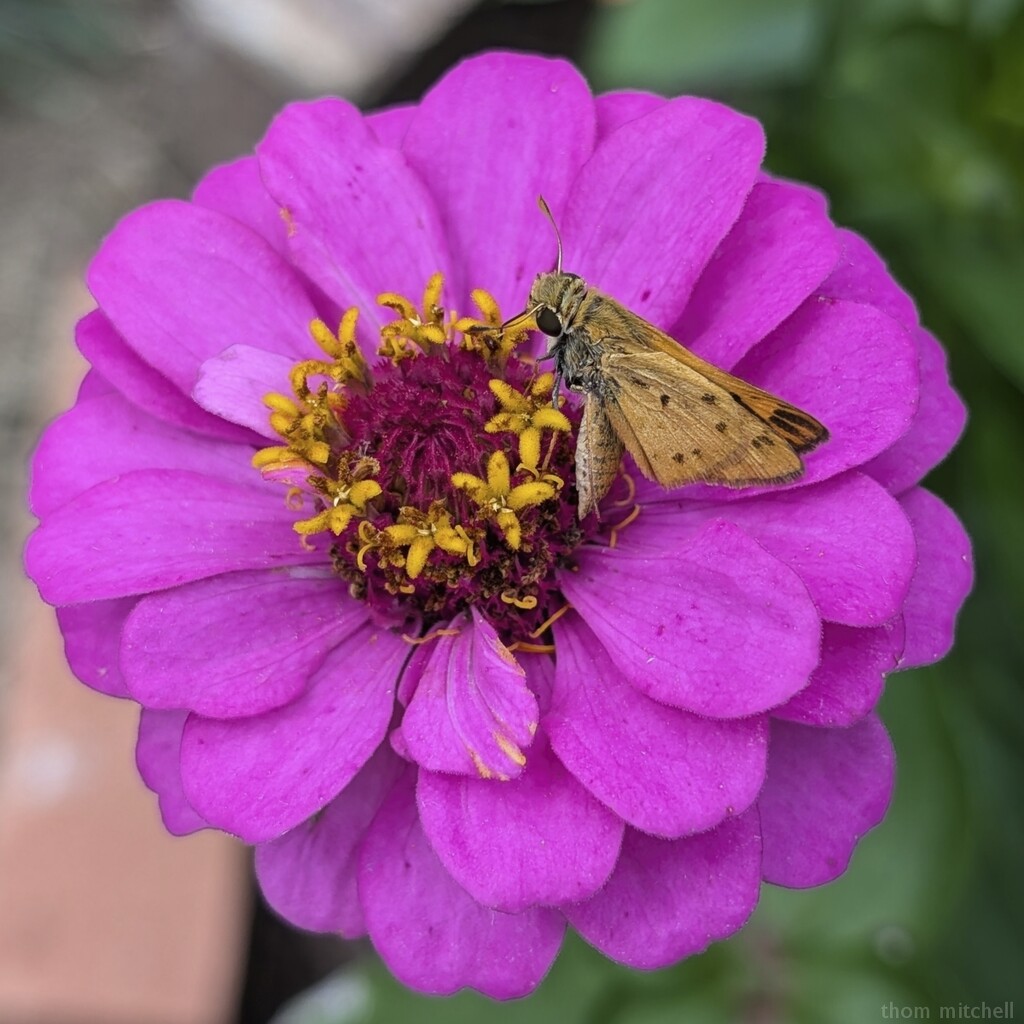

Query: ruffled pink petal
left=87, top=200, right=318, bottom=391
left=255, top=746, right=403, bottom=937
left=122, top=569, right=365, bottom=718
left=193, top=344, right=295, bottom=439
left=731, top=298, right=919, bottom=485
left=759, top=716, right=894, bottom=887
left=367, top=104, right=415, bottom=147
left=136, top=709, right=208, bottom=836
left=565, top=811, right=762, bottom=970
left=594, top=90, right=665, bottom=138
left=564, top=96, right=764, bottom=329
left=638, top=472, right=916, bottom=627
left=358, top=768, right=565, bottom=998
left=26, top=470, right=320, bottom=605
left=416, top=736, right=623, bottom=913
left=256, top=98, right=452, bottom=330
left=192, top=155, right=289, bottom=254
left=29, top=389, right=257, bottom=516
left=75, top=310, right=255, bottom=443
left=897, top=488, right=973, bottom=668
left=547, top=616, right=767, bottom=837
left=402, top=53, right=595, bottom=314
left=395, top=609, right=538, bottom=779
left=560, top=521, right=820, bottom=718
left=674, top=179, right=841, bottom=369
left=55, top=598, right=137, bottom=698
left=180, top=622, right=406, bottom=843
left=77, top=368, right=114, bottom=400
left=773, top=620, right=904, bottom=727
left=866, top=328, right=967, bottom=494
left=817, top=228, right=917, bottom=330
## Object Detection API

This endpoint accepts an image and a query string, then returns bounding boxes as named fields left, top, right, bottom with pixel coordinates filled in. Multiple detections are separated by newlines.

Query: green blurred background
left=1, top=1, right=1020, bottom=1022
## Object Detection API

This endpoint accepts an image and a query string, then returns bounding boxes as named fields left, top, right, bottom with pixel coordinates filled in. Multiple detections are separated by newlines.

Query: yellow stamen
left=485, top=377, right=570, bottom=472
left=452, top=451, right=557, bottom=551
left=382, top=502, right=473, bottom=580
left=507, top=641, right=556, bottom=654
left=612, top=470, right=637, bottom=508
left=608, top=504, right=642, bottom=549
left=456, top=291, right=532, bottom=366
left=377, top=273, right=449, bottom=361
left=402, top=627, right=462, bottom=645
left=494, top=733, right=527, bottom=767
left=529, top=603, right=573, bottom=640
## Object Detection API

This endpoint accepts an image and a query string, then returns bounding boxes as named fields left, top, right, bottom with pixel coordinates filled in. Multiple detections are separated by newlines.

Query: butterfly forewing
left=637, top=324, right=829, bottom=453
left=600, top=345, right=806, bottom=488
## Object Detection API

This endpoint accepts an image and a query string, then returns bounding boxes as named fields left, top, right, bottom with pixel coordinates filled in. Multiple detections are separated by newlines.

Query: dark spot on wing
left=627, top=374, right=650, bottom=389
left=751, top=438, right=762, bottom=449
left=701, top=393, right=716, bottom=404
left=715, top=421, right=727, bottom=433
left=769, top=414, right=808, bottom=437
left=672, top=452, right=686, bottom=464
left=772, top=408, right=819, bottom=429
left=691, top=448, right=701, bottom=457
left=659, top=394, right=670, bottom=407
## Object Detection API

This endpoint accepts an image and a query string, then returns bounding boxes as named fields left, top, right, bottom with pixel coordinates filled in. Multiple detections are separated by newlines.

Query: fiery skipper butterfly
left=495, top=198, right=829, bottom=518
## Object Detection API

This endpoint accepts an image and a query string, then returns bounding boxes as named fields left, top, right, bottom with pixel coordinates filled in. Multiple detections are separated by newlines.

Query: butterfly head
left=528, top=270, right=588, bottom=337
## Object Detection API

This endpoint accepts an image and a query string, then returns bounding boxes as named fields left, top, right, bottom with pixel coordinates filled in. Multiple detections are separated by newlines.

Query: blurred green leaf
left=344, top=933, right=634, bottom=1024
left=585, top=0, right=823, bottom=93
left=0, top=0, right=132, bottom=105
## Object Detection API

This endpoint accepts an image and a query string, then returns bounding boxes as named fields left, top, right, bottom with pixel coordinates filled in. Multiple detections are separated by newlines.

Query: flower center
left=253, top=275, right=598, bottom=647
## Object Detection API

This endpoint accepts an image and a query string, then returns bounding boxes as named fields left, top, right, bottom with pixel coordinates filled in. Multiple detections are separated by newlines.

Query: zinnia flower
left=25, top=53, right=972, bottom=998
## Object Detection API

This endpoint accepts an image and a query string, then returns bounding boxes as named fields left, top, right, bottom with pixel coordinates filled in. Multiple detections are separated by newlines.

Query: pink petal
left=731, top=298, right=919, bottom=485
left=55, top=598, right=137, bottom=698
left=180, top=622, right=406, bottom=843
left=256, top=97, right=451, bottom=328
left=560, top=521, right=821, bottom=718
left=367, top=104, right=415, bottom=147
left=77, top=368, right=114, bottom=400
left=255, top=746, right=403, bottom=937
left=595, top=90, right=665, bottom=139
left=759, top=716, right=894, bottom=887
left=817, top=228, right=917, bottom=331
left=193, top=344, right=295, bottom=439
left=773, top=620, right=904, bottom=727
left=674, top=179, right=841, bottom=369
left=416, top=736, right=623, bottom=913
left=87, top=200, right=318, bottom=392
left=29, top=389, right=257, bottom=516
left=26, top=470, right=320, bottom=605
left=402, top=53, right=595, bottom=314
left=639, top=472, right=917, bottom=626
left=136, top=709, right=208, bottom=836
left=396, top=609, right=539, bottom=779
left=548, top=615, right=767, bottom=837
left=897, top=488, right=973, bottom=668
left=122, top=569, right=366, bottom=717
left=564, top=96, right=764, bottom=328
left=866, top=328, right=967, bottom=494
left=565, top=811, right=762, bottom=970
left=192, top=155, right=289, bottom=254
left=358, top=768, right=565, bottom=998
left=76, top=310, right=255, bottom=443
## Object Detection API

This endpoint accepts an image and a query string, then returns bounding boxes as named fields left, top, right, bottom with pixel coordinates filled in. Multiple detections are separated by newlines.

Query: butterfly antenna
left=537, top=195, right=563, bottom=274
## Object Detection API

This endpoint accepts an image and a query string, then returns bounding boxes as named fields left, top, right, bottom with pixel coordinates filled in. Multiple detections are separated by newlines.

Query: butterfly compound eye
left=536, top=306, right=563, bottom=336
